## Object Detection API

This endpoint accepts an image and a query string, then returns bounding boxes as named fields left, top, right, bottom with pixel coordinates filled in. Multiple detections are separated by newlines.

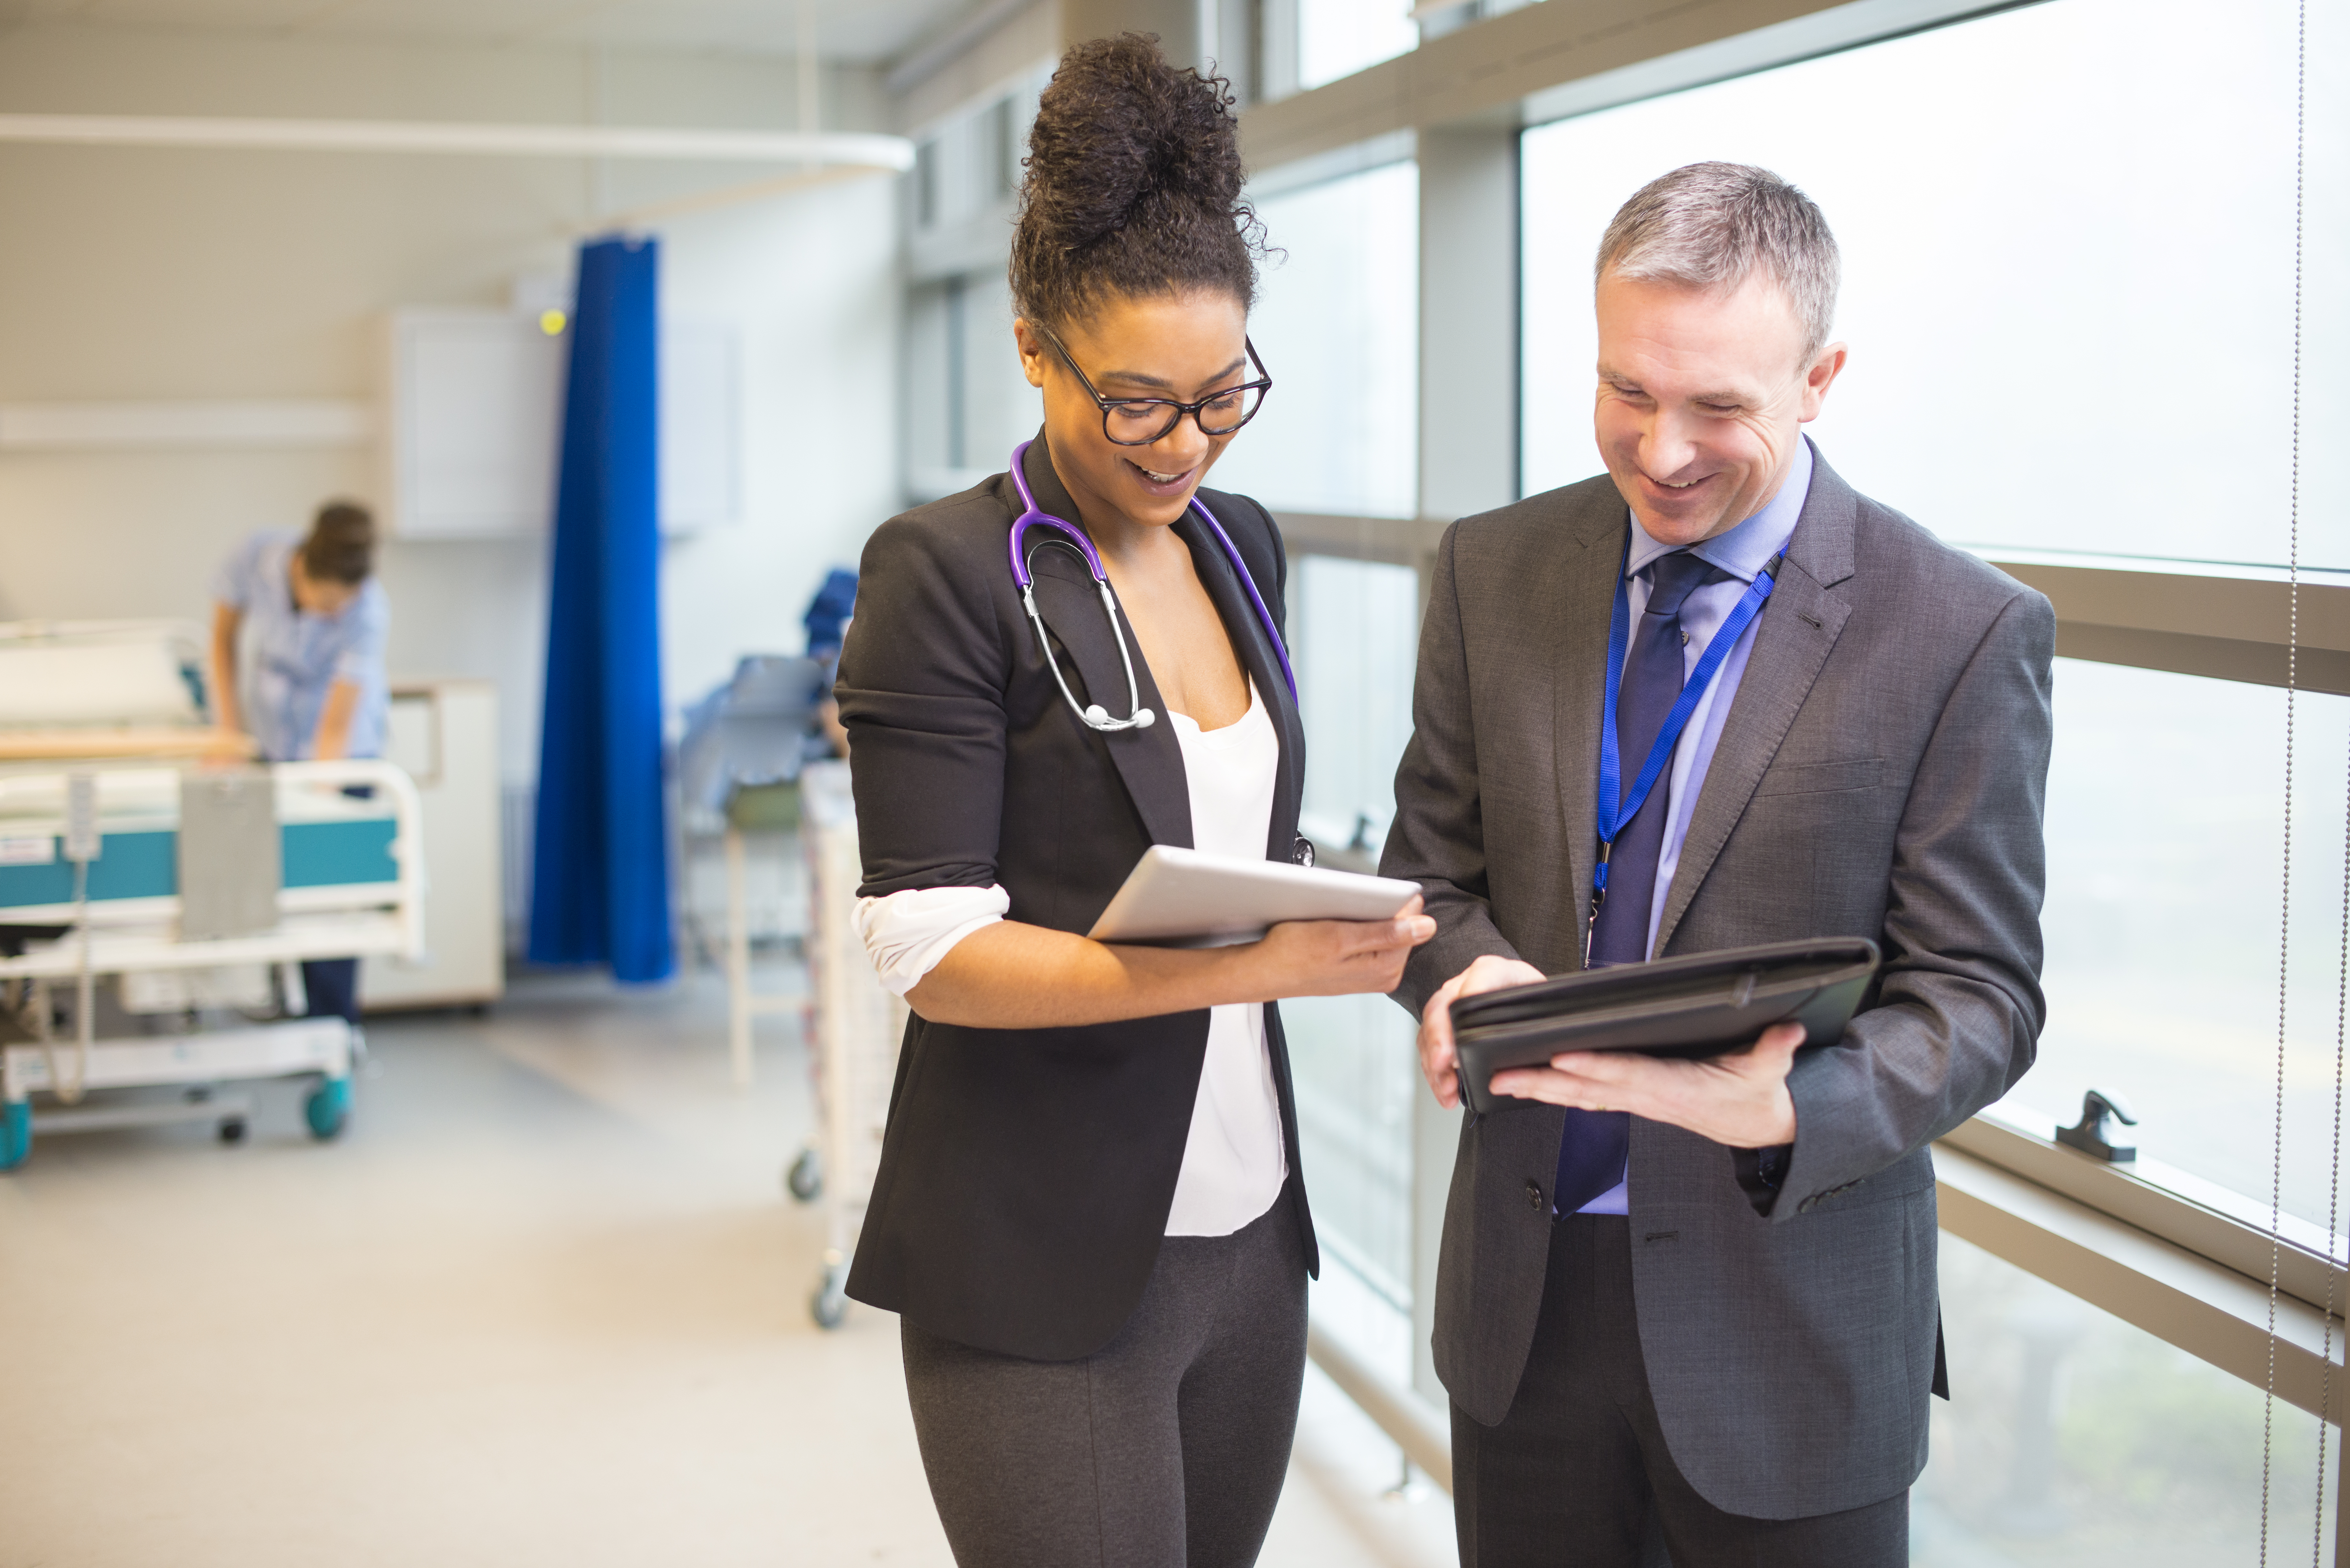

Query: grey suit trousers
left=899, top=1190, right=1308, bottom=1568
left=1452, top=1215, right=1907, bottom=1568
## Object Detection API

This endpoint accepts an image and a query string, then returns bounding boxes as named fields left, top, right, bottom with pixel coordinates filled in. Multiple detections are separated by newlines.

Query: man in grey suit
left=1380, top=163, right=2053, bottom=1565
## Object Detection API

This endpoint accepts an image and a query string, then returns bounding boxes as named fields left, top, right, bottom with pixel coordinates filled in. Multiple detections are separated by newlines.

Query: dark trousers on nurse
left=1452, top=1213, right=1908, bottom=1568
left=899, top=1191, right=1307, bottom=1568
left=301, top=958, right=361, bottom=1026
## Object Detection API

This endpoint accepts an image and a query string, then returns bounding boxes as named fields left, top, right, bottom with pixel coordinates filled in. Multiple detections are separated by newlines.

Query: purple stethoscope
left=1006, top=438, right=1297, bottom=735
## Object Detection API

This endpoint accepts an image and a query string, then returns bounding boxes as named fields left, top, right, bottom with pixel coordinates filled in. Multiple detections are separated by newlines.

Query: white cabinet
left=362, top=680, right=504, bottom=1011
left=381, top=309, right=740, bottom=540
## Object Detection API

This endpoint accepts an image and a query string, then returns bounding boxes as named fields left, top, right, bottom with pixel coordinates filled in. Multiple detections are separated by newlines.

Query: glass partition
left=1212, top=161, right=1419, bottom=519
left=1284, top=550, right=1425, bottom=1352
left=1519, top=0, right=2349, bottom=570
left=1294, top=554, right=1421, bottom=854
left=1921, top=1232, right=2333, bottom=1563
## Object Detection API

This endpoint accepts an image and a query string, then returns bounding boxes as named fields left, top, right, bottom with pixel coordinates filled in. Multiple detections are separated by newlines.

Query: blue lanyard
left=1592, top=539, right=1783, bottom=902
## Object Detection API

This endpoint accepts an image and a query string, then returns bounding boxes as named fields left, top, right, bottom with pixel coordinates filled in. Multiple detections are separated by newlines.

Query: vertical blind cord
left=2264, top=0, right=2308, bottom=1558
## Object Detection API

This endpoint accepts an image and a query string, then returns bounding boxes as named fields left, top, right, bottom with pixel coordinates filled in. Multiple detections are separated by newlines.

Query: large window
left=1211, top=161, right=1419, bottom=519
left=1297, top=0, right=1418, bottom=89
left=1520, top=0, right=2349, bottom=570
left=1519, top=0, right=2350, bottom=1233
left=904, top=269, right=1040, bottom=500
left=2037, top=659, right=2350, bottom=1228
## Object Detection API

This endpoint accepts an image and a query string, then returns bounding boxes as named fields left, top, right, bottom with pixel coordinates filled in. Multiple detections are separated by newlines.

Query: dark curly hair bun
left=1011, top=33, right=1266, bottom=329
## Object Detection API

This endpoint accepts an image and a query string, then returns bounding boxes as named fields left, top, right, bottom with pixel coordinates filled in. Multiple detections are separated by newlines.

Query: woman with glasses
left=837, top=34, right=1434, bottom=1568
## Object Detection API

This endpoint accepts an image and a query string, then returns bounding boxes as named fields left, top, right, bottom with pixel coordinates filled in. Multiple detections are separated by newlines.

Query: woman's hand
left=907, top=897, right=1434, bottom=1029
left=1246, top=896, right=1435, bottom=1000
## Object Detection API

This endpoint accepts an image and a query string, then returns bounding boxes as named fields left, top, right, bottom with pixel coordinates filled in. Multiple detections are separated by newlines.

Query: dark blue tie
left=1553, top=549, right=1725, bottom=1215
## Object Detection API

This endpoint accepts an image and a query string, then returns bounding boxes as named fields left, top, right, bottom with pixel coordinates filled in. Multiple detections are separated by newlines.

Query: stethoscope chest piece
left=1086, top=701, right=1154, bottom=730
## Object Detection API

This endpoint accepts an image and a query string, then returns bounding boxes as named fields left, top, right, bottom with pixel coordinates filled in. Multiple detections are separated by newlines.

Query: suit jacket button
left=1525, top=1180, right=1544, bottom=1210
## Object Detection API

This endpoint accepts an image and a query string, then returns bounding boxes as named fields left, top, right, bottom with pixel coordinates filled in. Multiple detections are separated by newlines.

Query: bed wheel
left=305, top=1077, right=351, bottom=1141
left=0, top=1102, right=28, bottom=1172
left=786, top=1148, right=823, bottom=1202
left=811, top=1266, right=848, bottom=1330
left=218, top=1116, right=248, bottom=1145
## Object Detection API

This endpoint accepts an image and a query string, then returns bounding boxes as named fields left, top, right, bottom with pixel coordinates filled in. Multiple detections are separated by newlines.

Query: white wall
left=0, top=22, right=902, bottom=782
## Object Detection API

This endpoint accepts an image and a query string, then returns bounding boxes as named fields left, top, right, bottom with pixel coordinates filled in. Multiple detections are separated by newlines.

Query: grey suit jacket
left=1381, top=448, right=2053, bottom=1519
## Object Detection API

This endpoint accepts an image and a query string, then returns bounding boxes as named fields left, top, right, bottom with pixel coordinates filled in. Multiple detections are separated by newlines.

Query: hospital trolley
left=793, top=758, right=906, bottom=1329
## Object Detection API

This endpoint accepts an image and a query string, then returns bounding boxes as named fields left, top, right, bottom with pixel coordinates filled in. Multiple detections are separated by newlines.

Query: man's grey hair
left=1596, top=162, right=1840, bottom=360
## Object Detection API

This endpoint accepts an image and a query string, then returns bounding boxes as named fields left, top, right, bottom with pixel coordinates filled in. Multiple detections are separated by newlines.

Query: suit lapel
left=1016, top=436, right=1194, bottom=849
left=1179, top=502, right=1303, bottom=860
left=1550, top=491, right=1626, bottom=974
left=1652, top=448, right=1858, bottom=955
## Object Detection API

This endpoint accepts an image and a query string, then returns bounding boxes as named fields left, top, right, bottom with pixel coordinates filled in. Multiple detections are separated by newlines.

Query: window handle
left=2055, top=1088, right=2140, bottom=1164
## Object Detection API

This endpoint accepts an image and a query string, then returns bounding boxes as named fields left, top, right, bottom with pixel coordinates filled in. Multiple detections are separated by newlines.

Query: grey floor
left=0, top=968, right=1455, bottom=1567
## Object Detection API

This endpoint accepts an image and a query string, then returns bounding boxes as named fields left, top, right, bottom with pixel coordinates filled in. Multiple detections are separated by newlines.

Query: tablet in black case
left=1448, top=938, right=1882, bottom=1118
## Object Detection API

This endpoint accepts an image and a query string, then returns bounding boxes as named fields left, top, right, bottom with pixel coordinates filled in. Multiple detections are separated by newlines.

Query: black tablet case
left=1448, top=937, right=1881, bottom=1117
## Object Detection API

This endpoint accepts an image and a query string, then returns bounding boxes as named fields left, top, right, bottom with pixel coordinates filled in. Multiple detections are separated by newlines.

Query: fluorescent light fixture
left=0, top=114, right=916, bottom=171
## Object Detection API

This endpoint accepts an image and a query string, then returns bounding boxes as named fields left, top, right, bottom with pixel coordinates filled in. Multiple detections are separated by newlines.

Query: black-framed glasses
left=1036, top=324, right=1272, bottom=446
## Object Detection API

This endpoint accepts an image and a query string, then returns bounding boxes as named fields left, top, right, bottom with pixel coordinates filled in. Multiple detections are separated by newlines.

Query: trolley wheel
left=786, top=1148, right=823, bottom=1202
left=811, top=1272, right=848, bottom=1331
left=304, top=1077, right=352, bottom=1142
left=0, top=1101, right=28, bottom=1172
left=217, top=1116, right=248, bottom=1145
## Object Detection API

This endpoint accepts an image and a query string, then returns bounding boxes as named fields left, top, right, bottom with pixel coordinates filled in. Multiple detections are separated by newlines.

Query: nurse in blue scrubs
left=208, top=500, right=389, bottom=1026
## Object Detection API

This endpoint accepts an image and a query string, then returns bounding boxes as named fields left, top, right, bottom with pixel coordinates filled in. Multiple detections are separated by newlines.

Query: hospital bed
left=0, top=620, right=423, bottom=1170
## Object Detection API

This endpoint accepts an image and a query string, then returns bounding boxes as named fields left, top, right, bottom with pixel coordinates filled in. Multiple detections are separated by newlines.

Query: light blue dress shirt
left=1575, top=436, right=1813, bottom=1216
left=211, top=528, right=390, bottom=763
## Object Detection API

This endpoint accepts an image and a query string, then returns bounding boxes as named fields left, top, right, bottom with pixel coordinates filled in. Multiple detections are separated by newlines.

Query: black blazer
left=837, top=434, right=1322, bottom=1361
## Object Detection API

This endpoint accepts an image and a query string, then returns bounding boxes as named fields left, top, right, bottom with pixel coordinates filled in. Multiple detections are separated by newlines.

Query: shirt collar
left=1624, top=435, right=1814, bottom=585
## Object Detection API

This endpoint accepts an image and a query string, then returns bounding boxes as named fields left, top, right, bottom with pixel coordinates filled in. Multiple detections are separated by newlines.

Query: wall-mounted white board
left=383, top=308, right=740, bottom=540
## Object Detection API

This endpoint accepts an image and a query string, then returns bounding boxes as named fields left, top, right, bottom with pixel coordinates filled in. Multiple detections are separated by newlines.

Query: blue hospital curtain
left=528, top=234, right=675, bottom=982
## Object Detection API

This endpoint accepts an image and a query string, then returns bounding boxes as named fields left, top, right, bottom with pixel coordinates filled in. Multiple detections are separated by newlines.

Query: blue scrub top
left=212, top=528, right=389, bottom=762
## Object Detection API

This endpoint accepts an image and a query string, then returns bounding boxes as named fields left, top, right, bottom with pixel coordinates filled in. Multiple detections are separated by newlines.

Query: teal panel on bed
left=0, top=831, right=177, bottom=908
left=283, top=819, right=398, bottom=888
left=0, top=847, right=70, bottom=908
left=0, top=819, right=393, bottom=909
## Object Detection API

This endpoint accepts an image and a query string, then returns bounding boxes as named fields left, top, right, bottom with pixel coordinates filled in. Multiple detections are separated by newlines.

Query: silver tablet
left=1086, top=845, right=1422, bottom=946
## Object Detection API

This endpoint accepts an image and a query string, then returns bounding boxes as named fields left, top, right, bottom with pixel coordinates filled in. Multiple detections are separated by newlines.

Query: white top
left=853, top=680, right=1290, bottom=1238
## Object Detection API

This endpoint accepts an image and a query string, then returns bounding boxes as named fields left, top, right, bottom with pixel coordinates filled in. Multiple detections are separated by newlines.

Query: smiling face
left=1593, top=268, right=1846, bottom=547
left=1015, top=289, right=1251, bottom=538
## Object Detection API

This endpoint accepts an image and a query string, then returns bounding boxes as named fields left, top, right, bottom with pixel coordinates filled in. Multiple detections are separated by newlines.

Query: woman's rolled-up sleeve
left=855, top=883, right=1011, bottom=995
left=835, top=512, right=1013, bottom=898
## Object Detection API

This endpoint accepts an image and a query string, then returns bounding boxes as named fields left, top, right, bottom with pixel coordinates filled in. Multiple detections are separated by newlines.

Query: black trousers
left=300, top=958, right=361, bottom=1027
left=899, top=1189, right=1308, bottom=1568
left=1452, top=1213, right=1908, bottom=1568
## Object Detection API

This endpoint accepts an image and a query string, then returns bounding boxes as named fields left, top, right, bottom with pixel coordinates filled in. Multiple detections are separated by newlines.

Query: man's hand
left=1418, top=954, right=1547, bottom=1109
left=1486, top=1021, right=1806, bottom=1148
